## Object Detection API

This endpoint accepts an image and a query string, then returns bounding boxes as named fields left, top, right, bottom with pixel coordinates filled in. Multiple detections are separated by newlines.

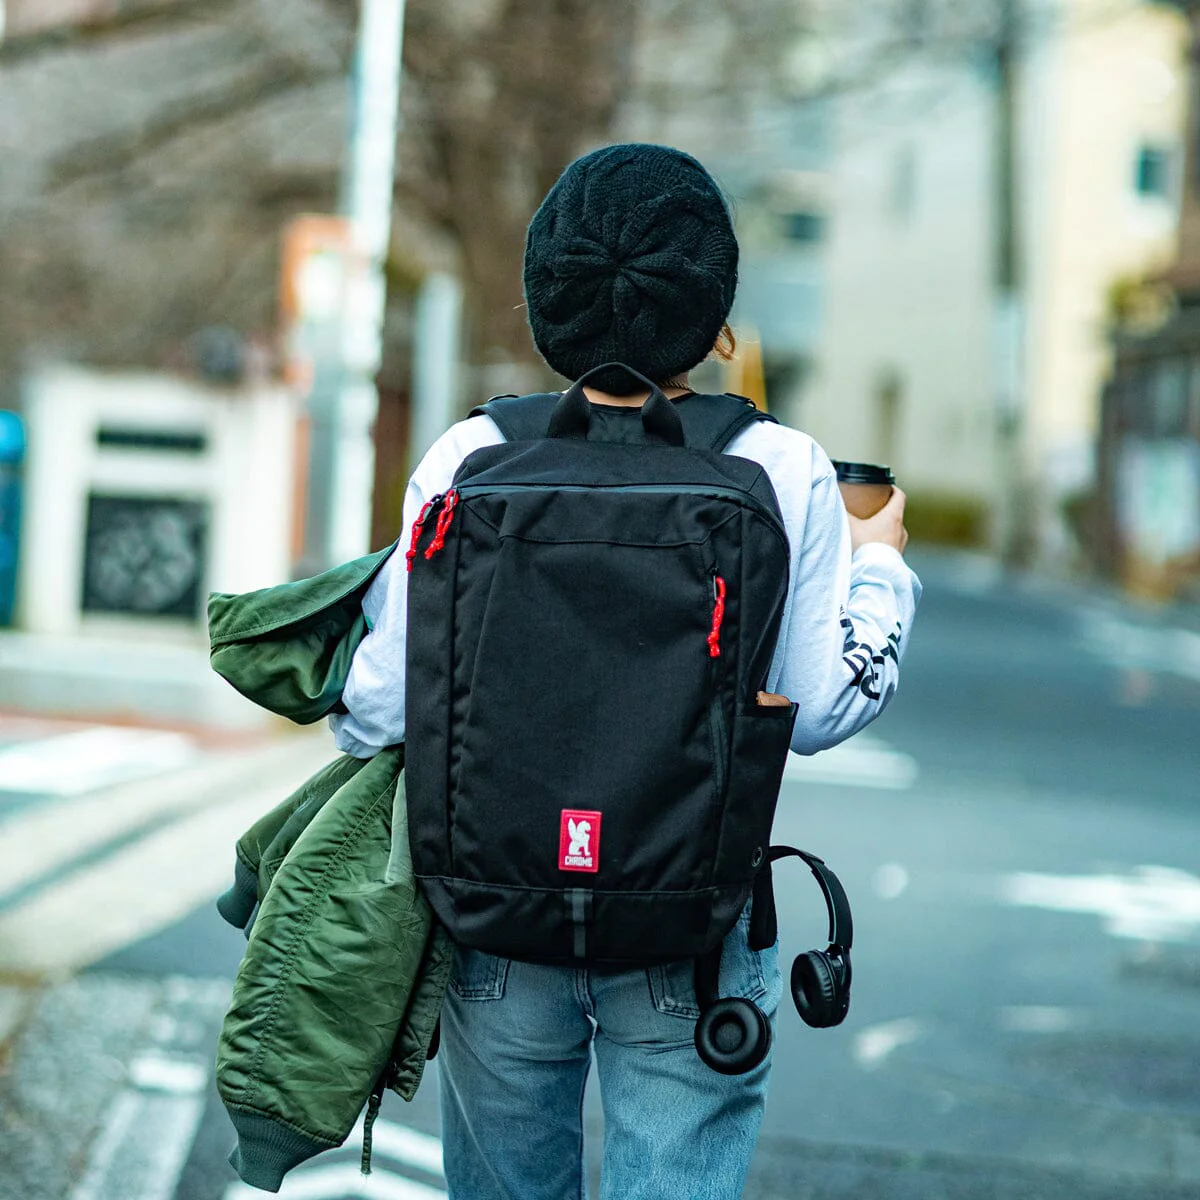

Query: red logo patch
left=559, top=809, right=602, bottom=873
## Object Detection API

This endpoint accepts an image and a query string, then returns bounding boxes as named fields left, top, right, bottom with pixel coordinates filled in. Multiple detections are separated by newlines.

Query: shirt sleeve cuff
left=851, top=541, right=907, bottom=572
left=327, top=714, right=379, bottom=759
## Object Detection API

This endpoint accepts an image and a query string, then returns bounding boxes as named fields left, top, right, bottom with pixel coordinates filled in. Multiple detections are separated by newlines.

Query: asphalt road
left=4, top=548, right=1200, bottom=1199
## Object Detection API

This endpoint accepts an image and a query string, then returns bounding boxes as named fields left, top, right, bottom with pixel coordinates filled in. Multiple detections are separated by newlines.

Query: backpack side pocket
left=713, top=700, right=798, bottom=890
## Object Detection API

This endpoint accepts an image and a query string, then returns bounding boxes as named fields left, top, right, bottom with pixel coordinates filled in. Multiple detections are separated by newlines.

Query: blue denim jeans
left=438, top=906, right=782, bottom=1200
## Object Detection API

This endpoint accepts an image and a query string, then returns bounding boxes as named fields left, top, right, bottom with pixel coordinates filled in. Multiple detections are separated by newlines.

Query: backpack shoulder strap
left=675, top=393, right=778, bottom=452
left=469, top=393, right=562, bottom=442
left=471, top=389, right=777, bottom=451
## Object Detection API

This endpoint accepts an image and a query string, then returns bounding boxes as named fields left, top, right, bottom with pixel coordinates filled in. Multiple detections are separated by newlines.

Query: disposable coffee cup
left=832, top=461, right=895, bottom=519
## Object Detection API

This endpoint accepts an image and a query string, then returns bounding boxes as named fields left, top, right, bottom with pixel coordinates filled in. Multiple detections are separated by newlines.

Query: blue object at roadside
left=0, top=410, right=25, bottom=628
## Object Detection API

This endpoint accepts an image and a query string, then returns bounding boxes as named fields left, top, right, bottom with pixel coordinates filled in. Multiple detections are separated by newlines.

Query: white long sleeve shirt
left=330, top=414, right=922, bottom=758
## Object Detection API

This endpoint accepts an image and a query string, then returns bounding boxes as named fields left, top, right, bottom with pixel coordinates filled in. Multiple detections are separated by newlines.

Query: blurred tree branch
left=0, top=0, right=1150, bottom=394
left=0, top=0, right=241, bottom=63
left=47, top=58, right=345, bottom=189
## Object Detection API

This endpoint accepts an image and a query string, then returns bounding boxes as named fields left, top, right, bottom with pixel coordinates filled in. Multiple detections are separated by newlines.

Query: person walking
left=329, top=143, right=921, bottom=1200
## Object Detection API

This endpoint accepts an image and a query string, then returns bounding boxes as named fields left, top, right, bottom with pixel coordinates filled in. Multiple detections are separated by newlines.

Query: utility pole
left=408, top=274, right=464, bottom=471
left=992, top=0, right=1032, bottom=567
left=302, top=0, right=407, bottom=572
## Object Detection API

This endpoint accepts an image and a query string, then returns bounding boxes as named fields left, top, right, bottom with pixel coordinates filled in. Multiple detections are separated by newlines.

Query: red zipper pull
left=424, top=489, right=460, bottom=559
left=405, top=497, right=439, bottom=572
left=707, top=575, right=726, bottom=658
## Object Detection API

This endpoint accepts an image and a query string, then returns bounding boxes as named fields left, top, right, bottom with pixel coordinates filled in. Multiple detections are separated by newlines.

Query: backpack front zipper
left=407, top=490, right=460, bottom=570
left=453, top=481, right=788, bottom=548
left=707, top=571, right=729, bottom=802
left=406, top=493, right=443, bottom=572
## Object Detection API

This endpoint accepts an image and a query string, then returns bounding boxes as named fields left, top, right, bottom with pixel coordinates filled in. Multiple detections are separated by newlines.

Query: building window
left=890, top=147, right=917, bottom=222
left=1134, top=144, right=1172, bottom=200
left=899, top=0, right=931, bottom=42
left=781, top=211, right=825, bottom=244
left=875, top=370, right=903, bottom=465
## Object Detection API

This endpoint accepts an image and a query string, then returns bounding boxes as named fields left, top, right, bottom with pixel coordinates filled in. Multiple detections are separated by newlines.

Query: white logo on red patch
left=559, top=809, right=602, bottom=873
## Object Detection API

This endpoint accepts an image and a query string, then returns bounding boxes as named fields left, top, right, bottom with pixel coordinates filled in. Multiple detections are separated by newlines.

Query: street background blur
left=1, top=1, right=1200, bottom=1198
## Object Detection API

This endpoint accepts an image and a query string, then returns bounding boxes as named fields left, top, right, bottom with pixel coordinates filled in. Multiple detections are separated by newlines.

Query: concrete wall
left=806, top=61, right=997, bottom=493
left=17, top=364, right=297, bottom=639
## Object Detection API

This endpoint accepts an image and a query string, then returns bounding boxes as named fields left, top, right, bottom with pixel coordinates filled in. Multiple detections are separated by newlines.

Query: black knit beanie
left=523, top=143, right=738, bottom=394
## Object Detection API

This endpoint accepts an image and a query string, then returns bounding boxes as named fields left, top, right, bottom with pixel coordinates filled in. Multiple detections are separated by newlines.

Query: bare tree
left=397, top=0, right=639, bottom=384
left=0, top=0, right=1071, bottom=393
left=0, top=0, right=353, bottom=386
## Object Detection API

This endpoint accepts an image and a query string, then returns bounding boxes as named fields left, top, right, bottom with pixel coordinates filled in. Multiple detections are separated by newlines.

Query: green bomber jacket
left=208, top=544, right=453, bottom=1193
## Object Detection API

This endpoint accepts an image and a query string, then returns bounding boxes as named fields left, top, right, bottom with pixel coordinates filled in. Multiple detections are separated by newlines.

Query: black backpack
left=405, top=365, right=798, bottom=968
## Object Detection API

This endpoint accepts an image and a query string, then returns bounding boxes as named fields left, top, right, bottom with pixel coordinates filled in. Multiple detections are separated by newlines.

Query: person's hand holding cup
left=832, top=461, right=909, bottom=556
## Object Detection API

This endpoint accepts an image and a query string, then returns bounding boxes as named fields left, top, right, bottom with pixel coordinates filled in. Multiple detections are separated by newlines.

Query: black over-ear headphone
left=693, top=845, right=854, bottom=1075
left=781, top=846, right=854, bottom=1029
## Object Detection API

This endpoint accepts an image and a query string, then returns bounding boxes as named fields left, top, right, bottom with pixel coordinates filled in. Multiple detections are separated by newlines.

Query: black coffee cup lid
left=832, top=460, right=895, bottom=486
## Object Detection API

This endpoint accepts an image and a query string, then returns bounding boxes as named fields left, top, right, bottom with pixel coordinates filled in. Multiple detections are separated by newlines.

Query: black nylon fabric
left=471, top=390, right=775, bottom=452
left=406, top=394, right=795, bottom=965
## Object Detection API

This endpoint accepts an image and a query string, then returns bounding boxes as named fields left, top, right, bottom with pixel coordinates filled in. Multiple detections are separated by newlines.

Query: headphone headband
left=768, top=845, right=854, bottom=952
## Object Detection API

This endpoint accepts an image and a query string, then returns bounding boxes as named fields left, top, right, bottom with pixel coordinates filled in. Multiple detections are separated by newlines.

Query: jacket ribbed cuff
left=226, top=1109, right=331, bottom=1193
left=216, top=857, right=258, bottom=931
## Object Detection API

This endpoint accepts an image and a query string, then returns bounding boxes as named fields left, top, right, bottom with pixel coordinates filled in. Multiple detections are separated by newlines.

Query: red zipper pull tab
left=405, top=496, right=440, bottom=572
left=707, top=575, right=727, bottom=658
left=425, top=489, right=460, bottom=559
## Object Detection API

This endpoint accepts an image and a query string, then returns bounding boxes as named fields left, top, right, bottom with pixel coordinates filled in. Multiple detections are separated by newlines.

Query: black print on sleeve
left=840, top=611, right=902, bottom=701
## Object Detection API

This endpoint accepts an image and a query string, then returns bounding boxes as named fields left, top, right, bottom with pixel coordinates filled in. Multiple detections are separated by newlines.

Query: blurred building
left=621, top=16, right=831, bottom=423
left=720, top=114, right=829, bottom=422
left=1099, top=1, right=1200, bottom=602
left=806, top=0, right=1189, bottom=559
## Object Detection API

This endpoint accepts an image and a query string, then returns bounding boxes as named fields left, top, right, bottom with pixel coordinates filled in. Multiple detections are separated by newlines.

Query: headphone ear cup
left=791, top=950, right=850, bottom=1028
left=694, top=998, right=772, bottom=1075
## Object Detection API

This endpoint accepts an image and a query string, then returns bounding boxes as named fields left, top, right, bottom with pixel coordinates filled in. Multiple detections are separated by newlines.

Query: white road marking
left=1001, top=866, right=1200, bottom=942
left=128, top=1051, right=209, bottom=1095
left=872, top=863, right=910, bottom=899
left=1079, top=612, right=1200, bottom=683
left=70, top=981, right=227, bottom=1200
left=223, top=1118, right=446, bottom=1199
left=70, top=1091, right=146, bottom=1200
left=784, top=734, right=918, bottom=790
left=0, top=738, right=333, bottom=974
left=998, top=1005, right=1082, bottom=1034
left=224, top=1164, right=447, bottom=1200
left=852, top=1018, right=921, bottom=1069
left=0, top=727, right=197, bottom=797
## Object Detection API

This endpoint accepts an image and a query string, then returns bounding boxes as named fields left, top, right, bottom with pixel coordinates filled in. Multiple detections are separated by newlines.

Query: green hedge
left=901, top=491, right=990, bottom=548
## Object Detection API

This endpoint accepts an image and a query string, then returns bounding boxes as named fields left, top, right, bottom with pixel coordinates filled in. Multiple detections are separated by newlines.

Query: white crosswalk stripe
left=0, top=740, right=311, bottom=903
left=0, top=725, right=198, bottom=798
left=1079, top=610, right=1200, bottom=683
left=224, top=1164, right=447, bottom=1200
left=222, top=1116, right=447, bottom=1200
left=0, top=720, right=333, bottom=975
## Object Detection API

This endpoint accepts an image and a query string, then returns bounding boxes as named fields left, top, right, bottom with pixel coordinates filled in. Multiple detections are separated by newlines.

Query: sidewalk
left=0, top=624, right=336, bottom=1056
left=0, top=628, right=279, bottom=733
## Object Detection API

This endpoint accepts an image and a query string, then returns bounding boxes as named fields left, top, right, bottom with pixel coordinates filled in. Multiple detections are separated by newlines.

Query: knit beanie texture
left=523, top=143, right=738, bottom=394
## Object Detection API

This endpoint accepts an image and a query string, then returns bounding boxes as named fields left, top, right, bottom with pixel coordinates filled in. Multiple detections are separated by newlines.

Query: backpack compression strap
left=470, top=391, right=777, bottom=452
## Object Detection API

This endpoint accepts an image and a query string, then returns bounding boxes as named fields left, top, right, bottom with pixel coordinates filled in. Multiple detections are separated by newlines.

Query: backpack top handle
left=547, top=362, right=686, bottom=448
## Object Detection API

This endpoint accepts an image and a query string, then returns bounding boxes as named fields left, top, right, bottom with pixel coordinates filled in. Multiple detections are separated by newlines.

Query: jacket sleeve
left=329, top=416, right=505, bottom=757
left=759, top=437, right=922, bottom=755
